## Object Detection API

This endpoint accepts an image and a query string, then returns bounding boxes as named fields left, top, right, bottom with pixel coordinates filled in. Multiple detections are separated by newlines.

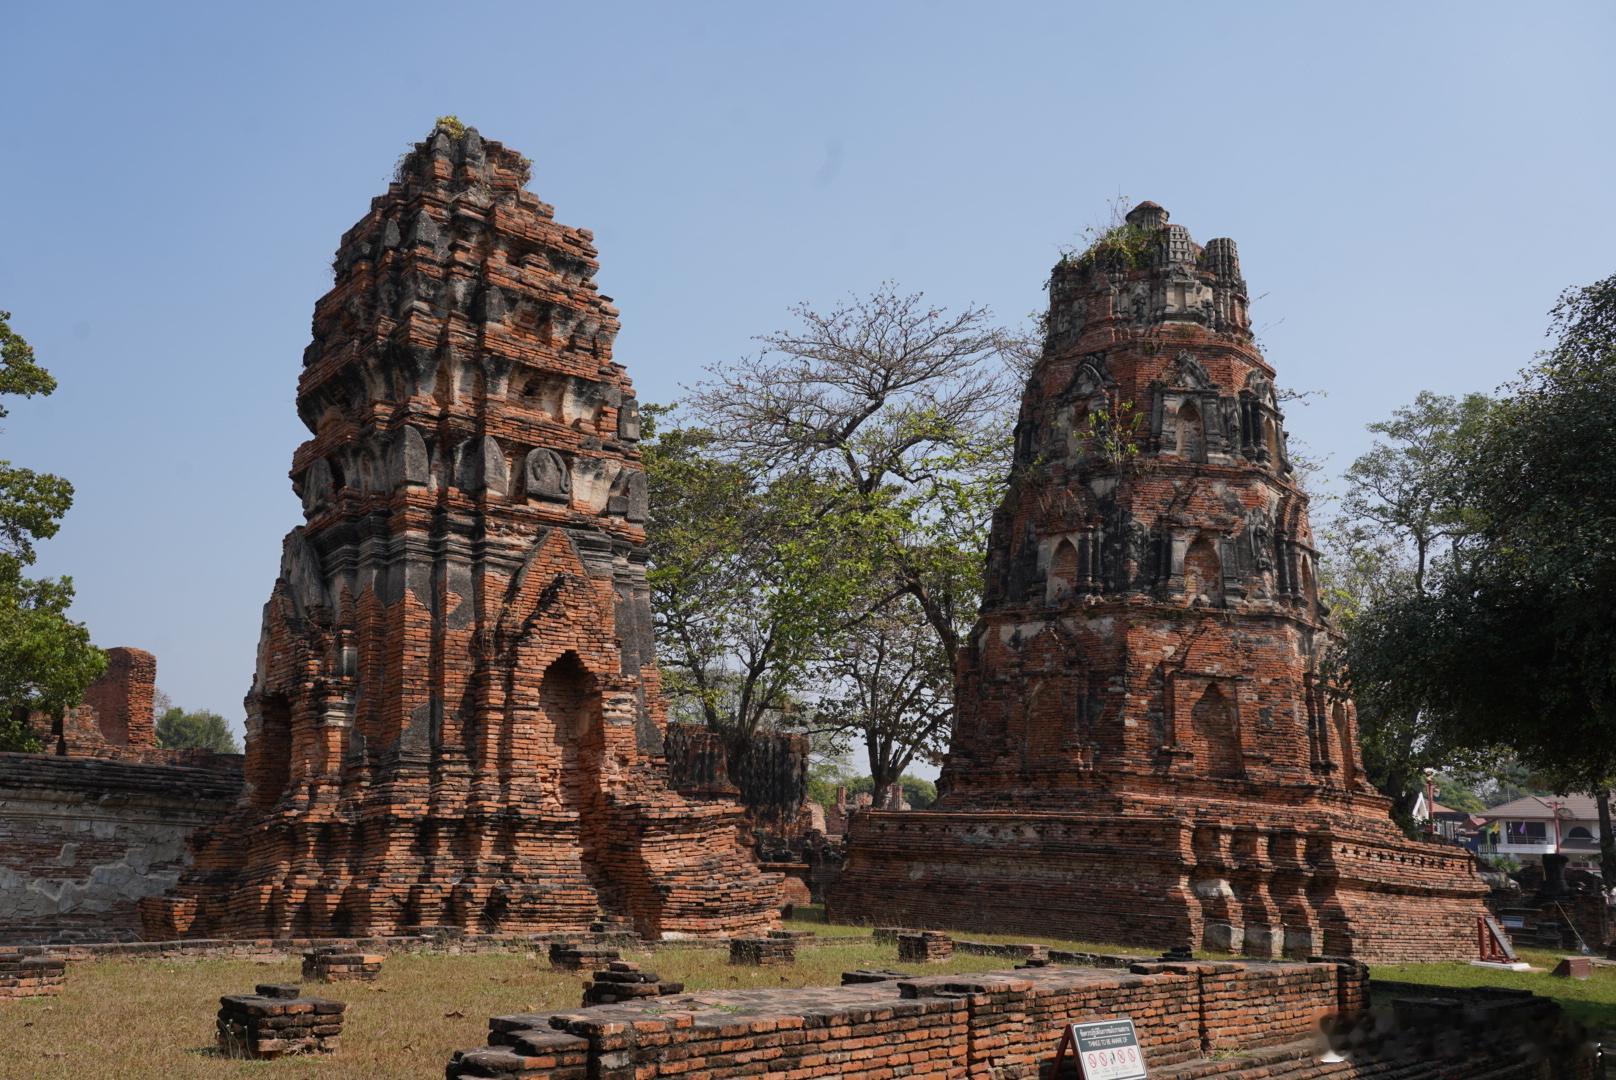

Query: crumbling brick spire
left=833, top=203, right=1488, bottom=962
left=142, top=122, right=779, bottom=941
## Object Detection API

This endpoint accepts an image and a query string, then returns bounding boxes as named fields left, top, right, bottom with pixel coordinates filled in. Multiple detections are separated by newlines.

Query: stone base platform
left=832, top=807, right=1489, bottom=963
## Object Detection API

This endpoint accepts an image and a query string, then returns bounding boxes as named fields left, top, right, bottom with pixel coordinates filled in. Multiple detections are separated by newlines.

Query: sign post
left=1053, top=1017, right=1148, bottom=1080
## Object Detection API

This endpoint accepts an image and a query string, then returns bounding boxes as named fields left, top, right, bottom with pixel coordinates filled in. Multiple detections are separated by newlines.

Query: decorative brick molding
left=216, top=984, right=345, bottom=1058
left=141, top=124, right=778, bottom=942
left=834, top=202, right=1489, bottom=962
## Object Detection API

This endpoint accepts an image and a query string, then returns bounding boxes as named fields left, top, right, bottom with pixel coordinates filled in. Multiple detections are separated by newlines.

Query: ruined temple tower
left=832, top=203, right=1487, bottom=961
left=141, top=123, right=779, bottom=940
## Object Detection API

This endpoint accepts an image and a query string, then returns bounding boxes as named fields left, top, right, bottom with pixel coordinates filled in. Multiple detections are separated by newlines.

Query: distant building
left=1410, top=793, right=1488, bottom=849
left=1478, top=794, right=1605, bottom=869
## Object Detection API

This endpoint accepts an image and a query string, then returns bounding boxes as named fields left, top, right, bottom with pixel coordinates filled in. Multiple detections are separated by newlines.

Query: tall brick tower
left=832, top=202, right=1487, bottom=961
left=142, top=122, right=779, bottom=940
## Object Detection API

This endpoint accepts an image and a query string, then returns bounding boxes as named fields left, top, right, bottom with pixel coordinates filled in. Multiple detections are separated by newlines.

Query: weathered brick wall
left=835, top=202, right=1489, bottom=962
left=665, top=725, right=811, bottom=830
left=0, top=753, right=241, bottom=944
left=27, top=646, right=191, bottom=762
left=79, top=647, right=156, bottom=748
left=142, top=124, right=778, bottom=943
left=447, top=960, right=1596, bottom=1079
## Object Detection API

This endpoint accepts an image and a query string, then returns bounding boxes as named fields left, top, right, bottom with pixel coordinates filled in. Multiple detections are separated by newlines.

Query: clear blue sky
left=4, top=2, right=1612, bottom=733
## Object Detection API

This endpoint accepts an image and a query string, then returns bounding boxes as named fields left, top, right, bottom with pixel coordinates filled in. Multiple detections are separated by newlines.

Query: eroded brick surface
left=141, top=125, right=778, bottom=942
left=833, top=202, right=1488, bottom=962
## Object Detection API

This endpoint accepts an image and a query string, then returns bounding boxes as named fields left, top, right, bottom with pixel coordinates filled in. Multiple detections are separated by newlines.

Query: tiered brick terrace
left=142, top=123, right=778, bottom=943
left=833, top=202, right=1488, bottom=962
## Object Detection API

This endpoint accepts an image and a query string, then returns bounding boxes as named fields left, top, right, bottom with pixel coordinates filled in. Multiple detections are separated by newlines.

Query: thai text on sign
left=1070, top=1018, right=1147, bottom=1080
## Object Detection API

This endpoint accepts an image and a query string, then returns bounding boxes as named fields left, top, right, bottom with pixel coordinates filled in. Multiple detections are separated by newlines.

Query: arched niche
left=1191, top=682, right=1243, bottom=779
left=249, top=694, right=293, bottom=810
left=1177, top=400, right=1206, bottom=462
left=538, top=651, right=604, bottom=809
left=1183, top=534, right=1224, bottom=607
left=1331, top=701, right=1356, bottom=788
left=1047, top=538, right=1079, bottom=603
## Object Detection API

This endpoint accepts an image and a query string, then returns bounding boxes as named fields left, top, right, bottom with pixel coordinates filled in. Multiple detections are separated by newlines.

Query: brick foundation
left=728, top=936, right=795, bottom=965
left=579, top=961, right=683, bottom=1006
left=0, top=951, right=65, bottom=999
left=547, top=942, right=620, bottom=971
left=897, top=930, right=954, bottom=962
left=833, top=202, right=1488, bottom=963
left=446, top=960, right=1597, bottom=1079
left=301, top=946, right=382, bottom=982
left=216, top=983, right=346, bottom=1058
left=142, top=123, right=778, bottom=943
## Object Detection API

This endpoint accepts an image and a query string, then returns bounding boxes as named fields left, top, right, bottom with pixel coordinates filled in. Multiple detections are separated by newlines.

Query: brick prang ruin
left=832, top=201, right=1488, bottom=962
left=142, top=123, right=779, bottom=942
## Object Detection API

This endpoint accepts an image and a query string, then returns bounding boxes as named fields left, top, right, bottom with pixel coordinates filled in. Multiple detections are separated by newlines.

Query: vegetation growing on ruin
left=433, top=114, right=466, bottom=138
left=1061, top=220, right=1158, bottom=272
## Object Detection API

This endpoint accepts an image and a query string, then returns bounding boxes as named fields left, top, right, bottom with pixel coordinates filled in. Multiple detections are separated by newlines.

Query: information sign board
left=1053, top=1017, right=1147, bottom=1080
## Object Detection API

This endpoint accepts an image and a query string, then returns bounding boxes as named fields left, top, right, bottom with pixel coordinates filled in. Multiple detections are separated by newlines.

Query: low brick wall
left=448, top=959, right=1365, bottom=1078
left=0, top=753, right=241, bottom=944
left=446, top=957, right=1598, bottom=1079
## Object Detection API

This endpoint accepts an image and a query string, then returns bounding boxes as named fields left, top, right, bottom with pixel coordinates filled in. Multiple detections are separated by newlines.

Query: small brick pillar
left=0, top=952, right=66, bottom=999
left=897, top=931, right=954, bottom=963
left=217, top=983, right=345, bottom=1058
left=581, top=962, right=684, bottom=1006
left=548, top=941, right=620, bottom=971
left=730, top=936, right=796, bottom=965
left=301, top=946, right=383, bottom=982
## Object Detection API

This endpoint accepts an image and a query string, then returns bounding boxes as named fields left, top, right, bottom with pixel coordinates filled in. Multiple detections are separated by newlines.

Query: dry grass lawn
left=7, top=912, right=1601, bottom=1079
left=0, top=913, right=1127, bottom=1079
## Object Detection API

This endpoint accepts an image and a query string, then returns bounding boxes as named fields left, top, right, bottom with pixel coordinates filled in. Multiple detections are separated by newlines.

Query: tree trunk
left=1595, top=789, right=1616, bottom=889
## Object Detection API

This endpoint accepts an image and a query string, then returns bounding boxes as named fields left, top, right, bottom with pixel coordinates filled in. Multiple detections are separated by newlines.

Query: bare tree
left=688, top=283, right=1018, bottom=672
left=806, top=596, right=953, bottom=804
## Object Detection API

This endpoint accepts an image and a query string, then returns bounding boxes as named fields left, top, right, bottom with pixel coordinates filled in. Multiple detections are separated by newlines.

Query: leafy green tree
left=644, top=408, right=852, bottom=761
left=1354, top=274, right=1616, bottom=880
left=1322, top=391, right=1490, bottom=820
left=686, top=284, right=1016, bottom=797
left=1432, top=774, right=1486, bottom=814
left=0, top=311, right=103, bottom=752
left=154, top=707, right=240, bottom=753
